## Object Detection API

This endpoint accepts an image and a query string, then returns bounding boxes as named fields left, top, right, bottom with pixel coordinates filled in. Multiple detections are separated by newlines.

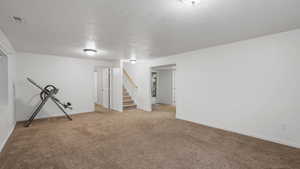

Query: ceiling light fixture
left=83, top=49, right=97, bottom=56
left=179, top=0, right=200, bottom=5
left=129, top=58, right=137, bottom=64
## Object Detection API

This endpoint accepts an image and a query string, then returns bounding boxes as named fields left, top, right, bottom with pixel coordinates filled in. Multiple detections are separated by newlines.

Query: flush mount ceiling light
left=129, top=58, right=137, bottom=64
left=179, top=0, right=200, bottom=5
left=83, top=49, right=97, bottom=56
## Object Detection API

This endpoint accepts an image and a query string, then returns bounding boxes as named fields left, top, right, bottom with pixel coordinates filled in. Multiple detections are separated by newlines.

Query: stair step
left=123, top=95, right=131, bottom=99
left=123, top=87, right=136, bottom=110
left=123, top=100, right=134, bottom=104
left=123, top=98, right=133, bottom=102
left=123, top=103, right=136, bottom=107
left=123, top=104, right=137, bottom=110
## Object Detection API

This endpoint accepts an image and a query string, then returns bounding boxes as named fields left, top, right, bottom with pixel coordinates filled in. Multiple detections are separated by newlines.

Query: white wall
left=123, top=61, right=152, bottom=111
left=0, top=55, right=8, bottom=106
left=15, top=53, right=114, bottom=121
left=112, top=68, right=123, bottom=112
left=0, top=29, right=16, bottom=152
left=157, top=70, right=173, bottom=104
left=124, top=29, right=300, bottom=148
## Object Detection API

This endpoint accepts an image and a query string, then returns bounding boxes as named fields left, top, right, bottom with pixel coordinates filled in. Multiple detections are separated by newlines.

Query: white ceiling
left=0, top=0, right=300, bottom=60
left=152, top=64, right=176, bottom=71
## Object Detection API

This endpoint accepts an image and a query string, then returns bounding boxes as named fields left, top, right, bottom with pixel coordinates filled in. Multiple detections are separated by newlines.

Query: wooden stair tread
left=123, top=100, right=134, bottom=103
left=123, top=104, right=136, bottom=107
left=123, top=99, right=133, bottom=101
left=123, top=87, right=136, bottom=110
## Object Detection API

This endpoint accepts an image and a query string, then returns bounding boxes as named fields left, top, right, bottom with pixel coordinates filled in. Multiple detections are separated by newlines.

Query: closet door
left=102, top=68, right=111, bottom=110
left=172, top=70, right=176, bottom=105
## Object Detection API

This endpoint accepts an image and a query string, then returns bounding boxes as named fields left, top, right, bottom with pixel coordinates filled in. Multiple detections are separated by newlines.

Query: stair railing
left=123, top=69, right=138, bottom=103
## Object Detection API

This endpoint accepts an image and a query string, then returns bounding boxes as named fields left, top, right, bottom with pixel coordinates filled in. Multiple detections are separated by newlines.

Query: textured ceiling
left=0, top=0, right=300, bottom=60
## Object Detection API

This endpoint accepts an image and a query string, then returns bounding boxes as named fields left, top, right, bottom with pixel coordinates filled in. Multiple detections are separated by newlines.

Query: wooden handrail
left=123, top=69, right=138, bottom=89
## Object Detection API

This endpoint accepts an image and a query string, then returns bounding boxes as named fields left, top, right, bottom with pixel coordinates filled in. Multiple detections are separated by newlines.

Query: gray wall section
left=0, top=55, right=8, bottom=106
left=0, top=28, right=16, bottom=152
left=157, top=70, right=173, bottom=104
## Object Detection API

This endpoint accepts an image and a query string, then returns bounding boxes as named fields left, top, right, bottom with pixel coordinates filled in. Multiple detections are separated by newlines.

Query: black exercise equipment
left=24, top=78, right=72, bottom=127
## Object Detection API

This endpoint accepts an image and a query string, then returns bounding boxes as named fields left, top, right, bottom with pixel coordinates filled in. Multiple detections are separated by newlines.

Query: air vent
left=10, top=16, right=25, bottom=24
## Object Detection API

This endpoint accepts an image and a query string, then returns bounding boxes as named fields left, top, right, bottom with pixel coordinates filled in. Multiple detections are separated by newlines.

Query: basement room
left=0, top=0, right=300, bottom=169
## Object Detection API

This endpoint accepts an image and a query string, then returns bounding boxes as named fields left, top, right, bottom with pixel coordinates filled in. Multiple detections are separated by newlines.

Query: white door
left=96, top=68, right=110, bottom=107
left=94, top=72, right=98, bottom=104
left=102, top=68, right=111, bottom=109
left=96, top=70, right=103, bottom=105
left=172, top=70, right=176, bottom=105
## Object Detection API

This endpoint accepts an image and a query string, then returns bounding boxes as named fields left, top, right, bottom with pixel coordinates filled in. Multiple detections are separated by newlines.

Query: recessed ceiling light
left=83, top=49, right=97, bottom=56
left=179, top=0, right=200, bottom=5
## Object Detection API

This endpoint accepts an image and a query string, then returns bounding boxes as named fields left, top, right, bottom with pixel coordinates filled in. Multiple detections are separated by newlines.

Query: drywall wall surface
left=124, top=29, right=300, bottom=148
left=0, top=55, right=8, bottom=106
left=112, top=68, right=123, bottom=112
left=157, top=70, right=173, bottom=104
left=0, top=30, right=14, bottom=55
left=0, top=29, right=16, bottom=152
left=15, top=53, right=114, bottom=121
left=123, top=61, right=153, bottom=111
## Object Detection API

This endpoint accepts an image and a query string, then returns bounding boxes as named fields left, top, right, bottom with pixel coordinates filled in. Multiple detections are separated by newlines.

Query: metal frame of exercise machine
left=24, top=78, right=72, bottom=127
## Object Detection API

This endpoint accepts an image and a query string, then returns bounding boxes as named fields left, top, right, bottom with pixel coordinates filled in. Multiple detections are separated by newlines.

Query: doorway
left=94, top=67, right=123, bottom=112
left=94, top=67, right=112, bottom=112
left=150, top=64, right=176, bottom=114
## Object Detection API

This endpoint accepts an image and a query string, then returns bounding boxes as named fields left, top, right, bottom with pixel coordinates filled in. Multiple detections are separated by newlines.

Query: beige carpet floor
left=152, top=104, right=176, bottom=113
left=0, top=109, right=300, bottom=169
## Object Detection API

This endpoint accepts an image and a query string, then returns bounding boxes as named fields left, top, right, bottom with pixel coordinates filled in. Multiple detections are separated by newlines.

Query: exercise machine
left=24, top=78, right=72, bottom=127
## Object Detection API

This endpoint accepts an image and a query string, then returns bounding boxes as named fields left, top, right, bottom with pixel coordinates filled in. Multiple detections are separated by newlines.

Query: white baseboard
left=17, top=110, right=93, bottom=122
left=0, top=122, right=16, bottom=152
left=177, top=115, right=300, bottom=149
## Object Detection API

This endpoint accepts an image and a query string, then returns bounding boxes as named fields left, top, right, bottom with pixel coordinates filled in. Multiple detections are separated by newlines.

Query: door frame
left=149, top=64, right=176, bottom=112
left=94, top=66, right=113, bottom=112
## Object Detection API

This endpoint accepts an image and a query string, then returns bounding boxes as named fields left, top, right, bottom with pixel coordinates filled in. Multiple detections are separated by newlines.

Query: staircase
left=123, top=87, right=137, bottom=110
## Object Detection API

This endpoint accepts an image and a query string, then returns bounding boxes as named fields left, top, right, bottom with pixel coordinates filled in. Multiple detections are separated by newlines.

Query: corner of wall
left=0, top=122, right=16, bottom=152
left=0, top=29, right=17, bottom=152
left=176, top=114, right=300, bottom=149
